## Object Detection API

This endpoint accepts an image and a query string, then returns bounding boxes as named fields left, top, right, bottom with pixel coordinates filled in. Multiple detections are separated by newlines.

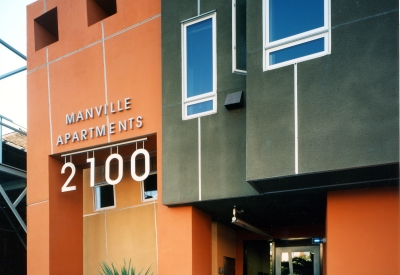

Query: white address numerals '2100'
left=61, top=149, right=150, bottom=192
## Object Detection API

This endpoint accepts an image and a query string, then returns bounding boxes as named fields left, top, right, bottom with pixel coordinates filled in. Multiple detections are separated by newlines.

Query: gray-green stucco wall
left=246, top=0, right=399, bottom=181
left=162, top=0, right=257, bottom=204
left=162, top=0, right=399, bottom=205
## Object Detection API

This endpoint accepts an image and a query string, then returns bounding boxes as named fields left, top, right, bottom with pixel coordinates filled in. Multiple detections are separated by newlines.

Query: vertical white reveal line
left=198, top=117, right=202, bottom=201
left=104, top=212, right=109, bottom=261
left=44, top=0, right=46, bottom=12
left=198, top=0, right=200, bottom=15
left=46, top=47, right=54, bottom=154
left=294, top=63, right=299, bottom=174
left=153, top=203, right=159, bottom=268
left=101, top=22, right=110, bottom=143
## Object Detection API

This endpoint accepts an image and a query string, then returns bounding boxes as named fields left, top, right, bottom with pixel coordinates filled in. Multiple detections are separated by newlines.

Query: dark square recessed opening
left=34, top=7, right=59, bottom=51
left=87, top=0, right=117, bottom=26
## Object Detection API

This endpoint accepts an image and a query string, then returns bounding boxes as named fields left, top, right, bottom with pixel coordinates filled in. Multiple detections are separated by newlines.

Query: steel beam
left=0, top=38, right=27, bottom=60
left=1, top=180, right=26, bottom=191
left=0, top=184, right=26, bottom=233
left=0, top=163, right=26, bottom=178
left=13, top=188, right=26, bottom=207
left=0, top=207, right=26, bottom=249
left=0, top=66, right=27, bottom=81
left=0, top=117, right=2, bottom=163
left=0, top=121, right=27, bottom=136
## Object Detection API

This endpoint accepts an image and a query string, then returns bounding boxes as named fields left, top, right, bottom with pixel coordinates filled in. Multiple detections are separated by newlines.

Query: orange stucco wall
left=27, top=0, right=162, bottom=274
left=326, top=187, right=399, bottom=275
left=157, top=203, right=212, bottom=275
left=82, top=161, right=158, bottom=274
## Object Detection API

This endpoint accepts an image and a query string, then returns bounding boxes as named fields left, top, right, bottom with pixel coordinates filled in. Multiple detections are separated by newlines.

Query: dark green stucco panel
left=162, top=106, right=199, bottom=204
left=162, top=0, right=399, bottom=202
left=246, top=0, right=262, bottom=54
left=246, top=55, right=296, bottom=180
left=162, top=0, right=248, bottom=204
left=246, top=0, right=399, bottom=181
left=331, top=0, right=398, bottom=27
left=201, top=90, right=257, bottom=201
left=246, top=0, right=295, bottom=180
left=161, top=0, right=197, bottom=108
left=298, top=11, right=399, bottom=172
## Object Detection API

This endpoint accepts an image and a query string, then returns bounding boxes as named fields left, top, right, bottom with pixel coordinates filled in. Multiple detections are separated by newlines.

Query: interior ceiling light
left=231, top=207, right=273, bottom=240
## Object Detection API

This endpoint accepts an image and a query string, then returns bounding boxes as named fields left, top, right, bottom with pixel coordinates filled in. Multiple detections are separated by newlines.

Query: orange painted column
left=157, top=203, right=212, bottom=275
left=48, top=157, right=83, bottom=274
left=326, top=187, right=399, bottom=274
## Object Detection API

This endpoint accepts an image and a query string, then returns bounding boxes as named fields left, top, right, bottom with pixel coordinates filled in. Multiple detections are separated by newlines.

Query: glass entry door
left=275, top=245, right=320, bottom=275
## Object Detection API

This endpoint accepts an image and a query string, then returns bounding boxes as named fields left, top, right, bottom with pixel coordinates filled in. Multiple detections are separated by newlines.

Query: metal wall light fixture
left=231, top=207, right=273, bottom=239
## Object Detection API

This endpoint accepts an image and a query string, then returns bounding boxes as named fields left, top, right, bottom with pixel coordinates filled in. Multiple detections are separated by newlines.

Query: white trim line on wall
left=198, top=117, right=202, bottom=201
left=83, top=200, right=157, bottom=217
left=153, top=203, right=159, bottom=270
left=46, top=47, right=54, bottom=154
left=104, top=212, right=109, bottom=261
left=294, top=63, right=298, bottom=174
left=27, top=14, right=161, bottom=74
left=101, top=22, right=110, bottom=143
left=27, top=200, right=49, bottom=207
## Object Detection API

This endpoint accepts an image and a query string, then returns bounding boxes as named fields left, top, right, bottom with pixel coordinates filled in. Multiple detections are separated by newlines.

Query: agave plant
left=99, top=260, right=153, bottom=275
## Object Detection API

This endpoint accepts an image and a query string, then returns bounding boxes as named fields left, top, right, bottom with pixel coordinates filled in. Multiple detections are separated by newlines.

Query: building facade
left=161, top=0, right=399, bottom=274
left=26, top=0, right=398, bottom=274
left=27, top=0, right=162, bottom=274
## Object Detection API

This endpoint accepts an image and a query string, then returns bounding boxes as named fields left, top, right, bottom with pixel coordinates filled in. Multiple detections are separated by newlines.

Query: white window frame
left=93, top=182, right=116, bottom=211
left=141, top=171, right=157, bottom=202
left=182, top=12, right=217, bottom=120
left=232, top=0, right=246, bottom=74
left=263, top=0, right=331, bottom=71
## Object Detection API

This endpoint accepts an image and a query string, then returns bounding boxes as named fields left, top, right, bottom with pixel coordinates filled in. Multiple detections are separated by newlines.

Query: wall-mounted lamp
left=224, top=91, right=244, bottom=109
left=231, top=207, right=273, bottom=240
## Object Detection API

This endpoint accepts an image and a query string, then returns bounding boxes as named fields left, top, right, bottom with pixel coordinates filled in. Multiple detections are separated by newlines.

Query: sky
left=0, top=0, right=36, bottom=132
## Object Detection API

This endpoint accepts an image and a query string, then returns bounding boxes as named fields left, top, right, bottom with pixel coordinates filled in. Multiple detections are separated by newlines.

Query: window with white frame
left=182, top=12, right=217, bottom=120
left=141, top=172, right=157, bottom=201
left=232, top=0, right=246, bottom=73
left=263, top=0, right=330, bottom=71
left=94, top=182, right=116, bottom=211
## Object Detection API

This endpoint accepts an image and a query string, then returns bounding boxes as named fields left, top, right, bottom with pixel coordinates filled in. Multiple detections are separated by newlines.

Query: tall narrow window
left=232, top=0, right=246, bottom=73
left=182, top=13, right=217, bottom=120
left=263, top=0, right=330, bottom=70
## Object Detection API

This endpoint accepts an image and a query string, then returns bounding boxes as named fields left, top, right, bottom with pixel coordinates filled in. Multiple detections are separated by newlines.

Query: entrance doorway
left=243, top=239, right=322, bottom=275
left=275, top=240, right=321, bottom=275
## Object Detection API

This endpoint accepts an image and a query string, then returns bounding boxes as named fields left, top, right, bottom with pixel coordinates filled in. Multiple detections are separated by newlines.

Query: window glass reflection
left=187, top=100, right=213, bottom=116
left=281, top=251, right=314, bottom=275
left=270, top=38, right=324, bottom=65
left=187, top=18, right=213, bottom=98
left=269, top=0, right=324, bottom=42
